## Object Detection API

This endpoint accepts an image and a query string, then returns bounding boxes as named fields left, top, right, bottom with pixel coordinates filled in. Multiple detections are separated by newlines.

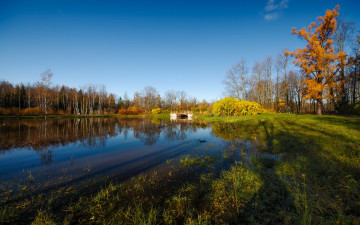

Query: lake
left=0, top=117, right=263, bottom=200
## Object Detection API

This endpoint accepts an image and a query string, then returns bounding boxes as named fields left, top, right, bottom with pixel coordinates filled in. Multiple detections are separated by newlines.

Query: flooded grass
left=1, top=114, right=360, bottom=224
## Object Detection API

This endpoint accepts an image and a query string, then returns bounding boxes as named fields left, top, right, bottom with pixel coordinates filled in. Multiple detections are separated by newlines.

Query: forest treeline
left=0, top=6, right=359, bottom=116
left=0, top=70, right=209, bottom=116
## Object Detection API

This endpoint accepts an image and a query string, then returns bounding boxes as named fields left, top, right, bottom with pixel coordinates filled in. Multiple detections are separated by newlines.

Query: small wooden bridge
left=170, top=112, right=193, bottom=119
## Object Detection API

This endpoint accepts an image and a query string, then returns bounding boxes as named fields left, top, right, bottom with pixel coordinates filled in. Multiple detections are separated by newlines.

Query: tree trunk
left=316, top=99, right=322, bottom=115
left=44, top=94, right=47, bottom=119
left=313, top=100, right=316, bottom=114
left=340, top=66, right=346, bottom=105
left=330, top=87, right=335, bottom=112
left=354, top=66, right=357, bottom=104
left=241, top=76, right=245, bottom=100
left=28, top=88, right=31, bottom=108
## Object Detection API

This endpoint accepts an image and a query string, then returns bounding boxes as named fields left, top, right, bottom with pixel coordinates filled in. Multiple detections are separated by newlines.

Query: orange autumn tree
left=286, top=5, right=346, bottom=115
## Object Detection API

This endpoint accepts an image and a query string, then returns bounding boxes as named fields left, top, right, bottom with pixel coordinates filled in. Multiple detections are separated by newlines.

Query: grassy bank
left=1, top=113, right=360, bottom=224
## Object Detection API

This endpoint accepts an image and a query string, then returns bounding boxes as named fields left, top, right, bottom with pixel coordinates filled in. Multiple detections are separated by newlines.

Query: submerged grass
left=1, top=113, right=360, bottom=224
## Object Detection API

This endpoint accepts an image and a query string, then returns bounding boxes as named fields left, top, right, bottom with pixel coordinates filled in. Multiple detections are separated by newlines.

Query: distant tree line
left=0, top=70, right=210, bottom=116
left=223, top=6, right=360, bottom=115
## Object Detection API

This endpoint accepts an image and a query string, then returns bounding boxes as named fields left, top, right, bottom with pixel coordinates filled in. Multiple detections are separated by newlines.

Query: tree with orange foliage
left=286, top=5, right=346, bottom=115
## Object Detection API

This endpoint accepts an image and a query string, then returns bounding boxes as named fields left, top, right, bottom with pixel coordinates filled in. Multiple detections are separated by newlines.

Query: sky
left=1, top=0, right=360, bottom=102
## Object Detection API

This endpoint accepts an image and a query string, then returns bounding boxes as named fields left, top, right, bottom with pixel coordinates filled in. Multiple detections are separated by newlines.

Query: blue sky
left=1, top=0, right=359, bottom=102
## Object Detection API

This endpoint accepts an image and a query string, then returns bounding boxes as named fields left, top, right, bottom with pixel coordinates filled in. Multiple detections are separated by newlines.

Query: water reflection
left=0, top=118, right=286, bottom=204
left=0, top=118, right=213, bottom=196
left=212, top=122, right=294, bottom=163
left=0, top=118, right=209, bottom=151
left=0, top=118, right=117, bottom=151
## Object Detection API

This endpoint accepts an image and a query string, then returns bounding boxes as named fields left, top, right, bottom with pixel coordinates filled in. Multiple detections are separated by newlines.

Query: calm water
left=0, top=117, right=260, bottom=199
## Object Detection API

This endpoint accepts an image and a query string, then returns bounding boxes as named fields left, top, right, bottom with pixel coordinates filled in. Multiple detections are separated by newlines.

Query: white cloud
left=264, top=12, right=279, bottom=21
left=265, top=0, right=278, bottom=11
left=263, top=0, right=289, bottom=21
left=279, top=0, right=289, bottom=9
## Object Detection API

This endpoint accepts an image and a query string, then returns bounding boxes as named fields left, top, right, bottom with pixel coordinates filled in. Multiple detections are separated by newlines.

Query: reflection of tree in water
left=0, top=118, right=119, bottom=151
left=130, top=119, right=204, bottom=145
left=133, top=120, right=162, bottom=146
left=212, top=122, right=264, bottom=162
left=164, top=120, right=210, bottom=141
left=163, top=123, right=189, bottom=141
left=0, top=118, right=212, bottom=152
left=115, top=118, right=210, bottom=145
left=163, top=124, right=179, bottom=141
left=40, top=150, right=53, bottom=166
left=212, top=122, right=258, bottom=141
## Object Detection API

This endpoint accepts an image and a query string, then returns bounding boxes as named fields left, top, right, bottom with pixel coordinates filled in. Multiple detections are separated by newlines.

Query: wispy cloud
left=264, top=13, right=279, bottom=21
left=263, top=0, right=289, bottom=21
left=265, top=0, right=278, bottom=11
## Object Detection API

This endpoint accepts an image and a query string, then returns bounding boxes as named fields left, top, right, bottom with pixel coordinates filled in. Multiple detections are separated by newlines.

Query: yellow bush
left=151, top=108, right=161, bottom=114
left=212, top=97, right=261, bottom=117
left=202, top=111, right=213, bottom=116
left=212, top=97, right=237, bottom=117
left=234, top=100, right=261, bottom=116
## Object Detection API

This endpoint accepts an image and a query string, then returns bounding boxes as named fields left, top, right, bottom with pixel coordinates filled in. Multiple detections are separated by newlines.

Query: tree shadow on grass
left=241, top=158, right=295, bottom=225
left=232, top=117, right=360, bottom=224
left=311, top=115, right=360, bottom=132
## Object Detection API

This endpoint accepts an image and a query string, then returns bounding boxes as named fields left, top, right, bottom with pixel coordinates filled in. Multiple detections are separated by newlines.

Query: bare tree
left=25, top=83, right=32, bottom=108
left=252, top=61, right=263, bottom=104
left=133, top=91, right=143, bottom=110
left=41, top=69, right=53, bottom=119
left=164, top=90, right=177, bottom=111
left=177, top=91, right=187, bottom=110
left=142, top=86, right=158, bottom=111
left=223, top=59, right=248, bottom=100
left=86, top=85, right=95, bottom=115
left=263, top=55, right=273, bottom=107
left=275, top=55, right=281, bottom=111
left=97, top=85, right=106, bottom=114
left=335, top=15, right=355, bottom=106
left=123, top=92, right=130, bottom=109
left=350, top=34, right=360, bottom=104
left=277, top=50, right=290, bottom=112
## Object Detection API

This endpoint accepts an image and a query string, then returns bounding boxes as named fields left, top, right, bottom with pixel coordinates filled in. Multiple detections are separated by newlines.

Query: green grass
left=1, top=113, right=360, bottom=224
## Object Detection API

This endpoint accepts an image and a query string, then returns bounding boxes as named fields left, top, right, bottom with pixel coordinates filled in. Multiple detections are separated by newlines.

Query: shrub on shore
left=212, top=97, right=261, bottom=117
